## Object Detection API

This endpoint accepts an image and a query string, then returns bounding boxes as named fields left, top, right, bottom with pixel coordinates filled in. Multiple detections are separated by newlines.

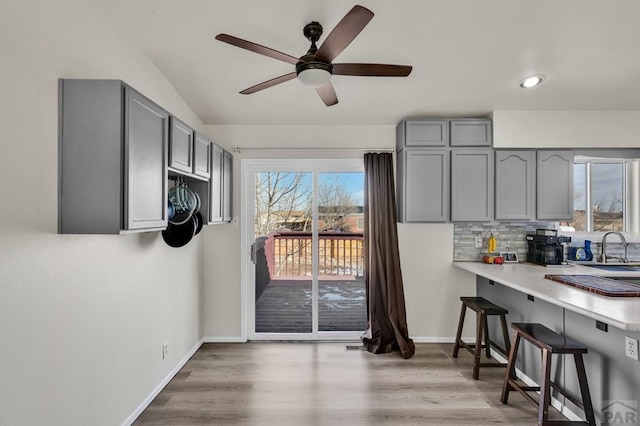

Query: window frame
left=571, top=156, right=630, bottom=233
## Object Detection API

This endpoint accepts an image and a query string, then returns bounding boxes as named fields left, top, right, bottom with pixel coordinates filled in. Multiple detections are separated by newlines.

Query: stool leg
left=499, top=314, right=511, bottom=356
left=473, top=311, right=484, bottom=380
left=538, top=348, right=552, bottom=425
left=483, top=313, right=491, bottom=358
left=574, top=353, right=596, bottom=426
left=500, top=331, right=521, bottom=404
left=452, top=302, right=466, bottom=358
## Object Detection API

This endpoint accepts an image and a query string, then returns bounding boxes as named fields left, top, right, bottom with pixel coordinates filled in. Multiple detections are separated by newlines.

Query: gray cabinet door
left=209, top=144, right=223, bottom=223
left=124, top=87, right=168, bottom=230
left=537, top=150, right=574, bottom=220
left=397, top=149, right=450, bottom=222
left=193, top=132, right=211, bottom=178
left=450, top=119, right=492, bottom=147
left=495, top=150, right=535, bottom=220
left=222, top=150, right=233, bottom=222
left=397, top=120, right=448, bottom=150
left=59, top=80, right=168, bottom=234
left=169, top=116, right=193, bottom=173
left=451, top=149, right=494, bottom=221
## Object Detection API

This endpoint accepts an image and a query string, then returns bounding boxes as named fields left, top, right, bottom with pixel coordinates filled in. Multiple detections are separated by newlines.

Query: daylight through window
left=562, top=158, right=628, bottom=232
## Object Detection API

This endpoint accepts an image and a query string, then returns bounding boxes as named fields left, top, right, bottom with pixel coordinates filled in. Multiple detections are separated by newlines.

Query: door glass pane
left=317, top=172, right=367, bottom=332
left=592, top=163, right=624, bottom=231
left=254, top=172, right=313, bottom=333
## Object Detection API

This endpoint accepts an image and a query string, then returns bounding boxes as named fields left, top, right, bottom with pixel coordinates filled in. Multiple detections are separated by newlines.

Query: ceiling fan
left=215, top=5, right=412, bottom=106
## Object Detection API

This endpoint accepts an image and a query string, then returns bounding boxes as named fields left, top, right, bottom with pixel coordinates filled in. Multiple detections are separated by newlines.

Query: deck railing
left=269, top=231, right=364, bottom=278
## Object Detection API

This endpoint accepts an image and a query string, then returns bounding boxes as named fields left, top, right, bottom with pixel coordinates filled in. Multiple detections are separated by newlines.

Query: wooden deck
left=255, top=279, right=367, bottom=333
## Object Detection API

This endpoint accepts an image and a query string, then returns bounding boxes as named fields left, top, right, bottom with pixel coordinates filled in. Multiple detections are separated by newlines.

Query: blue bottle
left=584, top=240, right=593, bottom=261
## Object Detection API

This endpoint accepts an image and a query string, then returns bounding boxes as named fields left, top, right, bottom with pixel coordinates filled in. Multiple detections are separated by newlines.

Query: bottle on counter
left=584, top=240, right=593, bottom=261
left=568, top=245, right=586, bottom=261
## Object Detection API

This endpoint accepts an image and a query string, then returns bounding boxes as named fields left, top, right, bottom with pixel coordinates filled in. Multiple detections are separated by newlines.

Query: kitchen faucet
left=599, top=231, right=629, bottom=263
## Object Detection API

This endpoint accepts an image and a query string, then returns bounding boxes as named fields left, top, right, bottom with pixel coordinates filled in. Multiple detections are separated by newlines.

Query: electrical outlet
left=596, top=320, right=608, bottom=332
left=625, top=336, right=639, bottom=360
left=475, top=236, right=483, bottom=248
left=162, top=342, right=169, bottom=359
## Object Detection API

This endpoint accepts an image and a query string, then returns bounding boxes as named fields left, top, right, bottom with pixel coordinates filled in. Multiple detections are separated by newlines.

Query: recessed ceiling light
left=519, top=75, right=545, bottom=88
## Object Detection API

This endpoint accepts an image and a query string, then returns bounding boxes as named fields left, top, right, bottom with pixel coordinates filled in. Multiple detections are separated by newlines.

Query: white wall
left=493, top=110, right=640, bottom=148
left=0, top=1, right=204, bottom=425
left=201, top=124, right=476, bottom=341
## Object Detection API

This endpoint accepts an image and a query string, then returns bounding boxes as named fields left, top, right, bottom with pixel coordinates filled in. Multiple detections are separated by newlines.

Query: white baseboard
left=121, top=338, right=204, bottom=426
left=411, top=336, right=475, bottom=343
left=201, top=336, right=471, bottom=344
left=202, top=336, right=247, bottom=343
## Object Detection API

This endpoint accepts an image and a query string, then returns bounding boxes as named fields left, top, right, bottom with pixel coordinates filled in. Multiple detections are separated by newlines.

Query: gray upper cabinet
left=396, top=117, right=493, bottom=223
left=193, top=132, right=211, bottom=178
left=451, top=149, right=494, bottom=222
left=450, top=119, right=492, bottom=147
left=537, top=150, right=574, bottom=220
left=59, top=79, right=168, bottom=234
left=396, top=119, right=448, bottom=150
left=495, top=150, right=535, bottom=221
left=397, top=149, right=450, bottom=222
left=169, top=116, right=193, bottom=174
left=208, top=144, right=233, bottom=224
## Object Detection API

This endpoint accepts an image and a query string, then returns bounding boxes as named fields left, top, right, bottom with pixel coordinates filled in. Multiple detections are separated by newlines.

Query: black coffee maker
left=526, top=229, right=571, bottom=266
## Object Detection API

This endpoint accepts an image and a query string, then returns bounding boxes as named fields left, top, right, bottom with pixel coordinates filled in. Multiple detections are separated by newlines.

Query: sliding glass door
left=243, top=159, right=366, bottom=340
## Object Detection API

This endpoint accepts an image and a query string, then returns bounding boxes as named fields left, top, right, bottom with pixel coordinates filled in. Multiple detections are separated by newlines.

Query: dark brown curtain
left=361, top=153, right=415, bottom=359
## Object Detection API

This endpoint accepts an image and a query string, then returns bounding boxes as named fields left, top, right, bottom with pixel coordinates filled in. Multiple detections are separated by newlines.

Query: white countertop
left=453, top=261, right=640, bottom=331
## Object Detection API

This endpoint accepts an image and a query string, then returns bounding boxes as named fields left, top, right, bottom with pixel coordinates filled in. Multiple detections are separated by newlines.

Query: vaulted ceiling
left=98, top=0, right=640, bottom=125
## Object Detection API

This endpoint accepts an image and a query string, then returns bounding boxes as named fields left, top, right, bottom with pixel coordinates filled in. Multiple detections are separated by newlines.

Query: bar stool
left=500, top=323, right=596, bottom=426
left=452, top=296, right=511, bottom=380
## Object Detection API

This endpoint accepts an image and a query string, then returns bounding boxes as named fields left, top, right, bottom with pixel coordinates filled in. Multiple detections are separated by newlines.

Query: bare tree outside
left=564, top=161, right=625, bottom=232
left=255, top=172, right=362, bottom=236
left=254, top=172, right=312, bottom=238
left=593, top=191, right=624, bottom=231
left=318, top=174, right=360, bottom=231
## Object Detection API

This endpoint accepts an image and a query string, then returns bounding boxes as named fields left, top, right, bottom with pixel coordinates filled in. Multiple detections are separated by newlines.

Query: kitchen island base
left=477, top=276, right=640, bottom=425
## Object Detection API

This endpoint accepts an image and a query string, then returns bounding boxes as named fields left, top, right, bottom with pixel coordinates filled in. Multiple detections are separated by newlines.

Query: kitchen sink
left=605, top=276, right=640, bottom=285
left=584, top=263, right=640, bottom=272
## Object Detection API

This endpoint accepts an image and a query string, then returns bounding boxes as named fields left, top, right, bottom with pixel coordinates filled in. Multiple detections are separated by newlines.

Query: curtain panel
left=362, top=153, right=415, bottom=359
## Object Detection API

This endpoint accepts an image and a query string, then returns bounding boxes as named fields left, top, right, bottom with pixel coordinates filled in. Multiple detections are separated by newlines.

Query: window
left=563, top=157, right=628, bottom=232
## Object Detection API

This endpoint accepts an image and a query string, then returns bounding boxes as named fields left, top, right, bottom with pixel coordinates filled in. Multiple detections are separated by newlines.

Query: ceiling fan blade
left=333, top=63, right=413, bottom=77
left=315, top=5, right=374, bottom=63
left=240, top=72, right=297, bottom=95
left=315, top=83, right=338, bottom=106
left=215, top=34, right=300, bottom=65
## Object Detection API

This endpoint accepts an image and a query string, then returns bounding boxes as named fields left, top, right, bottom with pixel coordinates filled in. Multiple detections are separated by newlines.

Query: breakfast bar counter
left=454, top=261, right=640, bottom=423
left=453, top=261, right=640, bottom=331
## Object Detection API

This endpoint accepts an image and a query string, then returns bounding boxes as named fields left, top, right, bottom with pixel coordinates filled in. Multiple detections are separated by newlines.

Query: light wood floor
left=134, top=342, right=567, bottom=425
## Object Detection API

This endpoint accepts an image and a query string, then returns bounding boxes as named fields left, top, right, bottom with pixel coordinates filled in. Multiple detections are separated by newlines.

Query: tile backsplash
left=454, top=222, right=640, bottom=262
left=453, top=221, right=555, bottom=262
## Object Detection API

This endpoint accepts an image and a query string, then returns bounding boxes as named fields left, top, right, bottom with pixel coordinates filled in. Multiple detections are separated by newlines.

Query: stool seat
left=460, top=297, right=509, bottom=315
left=501, top=322, right=595, bottom=426
left=452, top=297, right=511, bottom=380
left=511, top=323, right=588, bottom=354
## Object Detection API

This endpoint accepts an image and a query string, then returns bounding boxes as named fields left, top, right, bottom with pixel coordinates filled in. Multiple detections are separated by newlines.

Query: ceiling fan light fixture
left=296, top=62, right=332, bottom=87
left=518, top=75, right=545, bottom=88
